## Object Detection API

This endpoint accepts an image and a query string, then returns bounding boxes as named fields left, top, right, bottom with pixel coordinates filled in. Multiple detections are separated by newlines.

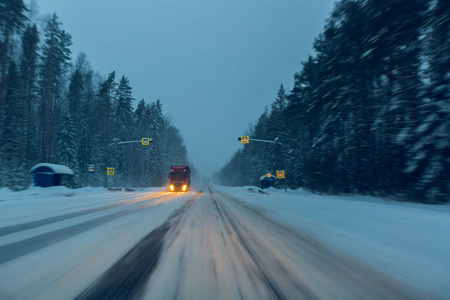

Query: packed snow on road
left=0, top=185, right=448, bottom=299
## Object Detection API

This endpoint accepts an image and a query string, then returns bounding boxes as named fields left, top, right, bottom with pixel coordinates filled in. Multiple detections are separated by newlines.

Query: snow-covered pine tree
left=130, top=99, right=147, bottom=185
left=112, top=75, right=134, bottom=184
left=0, top=0, right=27, bottom=139
left=297, top=0, right=371, bottom=193
left=92, top=72, right=116, bottom=186
left=285, top=56, right=319, bottom=189
left=39, top=13, right=72, bottom=162
left=54, top=112, right=78, bottom=188
left=267, top=84, right=290, bottom=178
left=248, top=109, right=270, bottom=185
left=2, top=61, right=29, bottom=190
left=19, top=24, right=39, bottom=168
left=114, top=75, right=134, bottom=140
left=66, top=53, right=97, bottom=186
left=406, top=0, right=450, bottom=203
left=363, top=0, right=428, bottom=195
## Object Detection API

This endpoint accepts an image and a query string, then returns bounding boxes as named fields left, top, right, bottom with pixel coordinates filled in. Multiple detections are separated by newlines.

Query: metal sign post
left=238, top=136, right=291, bottom=190
left=104, top=138, right=153, bottom=188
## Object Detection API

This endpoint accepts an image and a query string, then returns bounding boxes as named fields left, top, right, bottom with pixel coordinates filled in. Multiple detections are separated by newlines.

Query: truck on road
left=168, top=165, right=191, bottom=192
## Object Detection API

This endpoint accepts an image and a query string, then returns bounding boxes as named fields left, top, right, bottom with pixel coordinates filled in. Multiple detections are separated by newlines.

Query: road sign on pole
left=241, top=136, right=249, bottom=144
left=276, top=170, right=285, bottom=179
left=142, top=138, right=150, bottom=145
left=107, top=168, right=115, bottom=175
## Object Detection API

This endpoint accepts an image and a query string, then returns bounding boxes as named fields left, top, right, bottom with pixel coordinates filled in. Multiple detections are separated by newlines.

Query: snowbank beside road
left=214, top=185, right=450, bottom=297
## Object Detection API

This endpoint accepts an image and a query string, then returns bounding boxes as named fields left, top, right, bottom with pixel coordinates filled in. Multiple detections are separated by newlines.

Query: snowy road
left=0, top=186, right=440, bottom=299
left=141, top=188, right=421, bottom=300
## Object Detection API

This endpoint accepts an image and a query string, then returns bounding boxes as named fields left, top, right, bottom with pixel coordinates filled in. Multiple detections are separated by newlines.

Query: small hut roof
left=260, top=174, right=276, bottom=180
left=30, top=163, right=74, bottom=175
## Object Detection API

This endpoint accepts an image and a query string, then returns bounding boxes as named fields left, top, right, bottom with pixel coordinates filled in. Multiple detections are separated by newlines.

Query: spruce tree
left=2, top=62, right=29, bottom=190
left=114, top=75, right=134, bottom=140
left=54, top=112, right=78, bottom=188
left=39, top=13, right=72, bottom=162
left=94, top=71, right=116, bottom=185
left=406, top=0, right=450, bottom=203
left=0, top=0, right=28, bottom=138
left=19, top=24, right=39, bottom=167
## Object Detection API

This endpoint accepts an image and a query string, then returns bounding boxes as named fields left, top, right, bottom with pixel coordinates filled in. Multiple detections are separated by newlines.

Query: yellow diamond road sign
left=276, top=171, right=285, bottom=179
left=142, top=138, right=150, bottom=145
left=241, top=136, right=249, bottom=144
left=107, top=168, right=115, bottom=175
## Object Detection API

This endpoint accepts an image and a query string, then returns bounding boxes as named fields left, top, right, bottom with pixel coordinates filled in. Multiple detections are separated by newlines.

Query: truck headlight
left=182, top=185, right=187, bottom=191
left=170, top=185, right=174, bottom=191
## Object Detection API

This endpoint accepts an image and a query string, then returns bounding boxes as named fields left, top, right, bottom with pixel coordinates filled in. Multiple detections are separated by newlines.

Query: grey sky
left=35, top=0, right=335, bottom=177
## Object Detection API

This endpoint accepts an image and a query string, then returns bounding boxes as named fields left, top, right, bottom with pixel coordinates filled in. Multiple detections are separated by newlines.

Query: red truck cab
left=168, top=165, right=191, bottom=192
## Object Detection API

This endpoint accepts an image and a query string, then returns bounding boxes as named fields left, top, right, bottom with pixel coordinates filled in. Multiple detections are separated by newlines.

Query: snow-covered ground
left=0, top=186, right=192, bottom=299
left=214, top=185, right=450, bottom=297
left=0, top=185, right=448, bottom=299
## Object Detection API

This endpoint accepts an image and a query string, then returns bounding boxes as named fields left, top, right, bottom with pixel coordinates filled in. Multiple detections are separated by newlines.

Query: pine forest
left=215, top=0, right=450, bottom=204
left=1, top=0, right=449, bottom=204
left=0, top=2, right=189, bottom=190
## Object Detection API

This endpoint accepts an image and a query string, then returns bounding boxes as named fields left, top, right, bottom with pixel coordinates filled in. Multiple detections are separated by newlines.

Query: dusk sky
left=34, top=0, right=335, bottom=177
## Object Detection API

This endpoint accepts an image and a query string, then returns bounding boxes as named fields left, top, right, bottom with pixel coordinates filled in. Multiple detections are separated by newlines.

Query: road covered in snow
left=0, top=185, right=448, bottom=299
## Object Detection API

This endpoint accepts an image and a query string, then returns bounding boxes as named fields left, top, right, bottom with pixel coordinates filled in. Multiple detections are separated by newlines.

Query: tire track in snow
left=75, top=193, right=201, bottom=300
left=214, top=190, right=426, bottom=300
left=210, top=191, right=316, bottom=300
left=0, top=192, right=170, bottom=237
left=143, top=189, right=300, bottom=299
left=0, top=193, right=179, bottom=265
left=0, top=207, right=136, bottom=265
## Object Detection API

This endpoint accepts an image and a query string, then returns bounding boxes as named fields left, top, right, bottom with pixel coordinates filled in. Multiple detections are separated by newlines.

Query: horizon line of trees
left=0, top=1, right=189, bottom=190
left=215, top=0, right=449, bottom=204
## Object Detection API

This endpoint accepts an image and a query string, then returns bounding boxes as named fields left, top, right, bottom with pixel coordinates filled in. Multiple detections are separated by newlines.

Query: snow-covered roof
left=30, top=163, right=74, bottom=175
left=260, top=174, right=276, bottom=180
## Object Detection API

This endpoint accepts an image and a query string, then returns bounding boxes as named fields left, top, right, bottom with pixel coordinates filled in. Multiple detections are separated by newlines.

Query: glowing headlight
left=182, top=185, right=187, bottom=191
left=170, top=185, right=174, bottom=191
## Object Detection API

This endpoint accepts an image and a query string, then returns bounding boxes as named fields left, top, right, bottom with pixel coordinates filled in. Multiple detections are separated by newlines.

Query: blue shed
left=260, top=174, right=277, bottom=189
left=30, top=163, right=74, bottom=188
